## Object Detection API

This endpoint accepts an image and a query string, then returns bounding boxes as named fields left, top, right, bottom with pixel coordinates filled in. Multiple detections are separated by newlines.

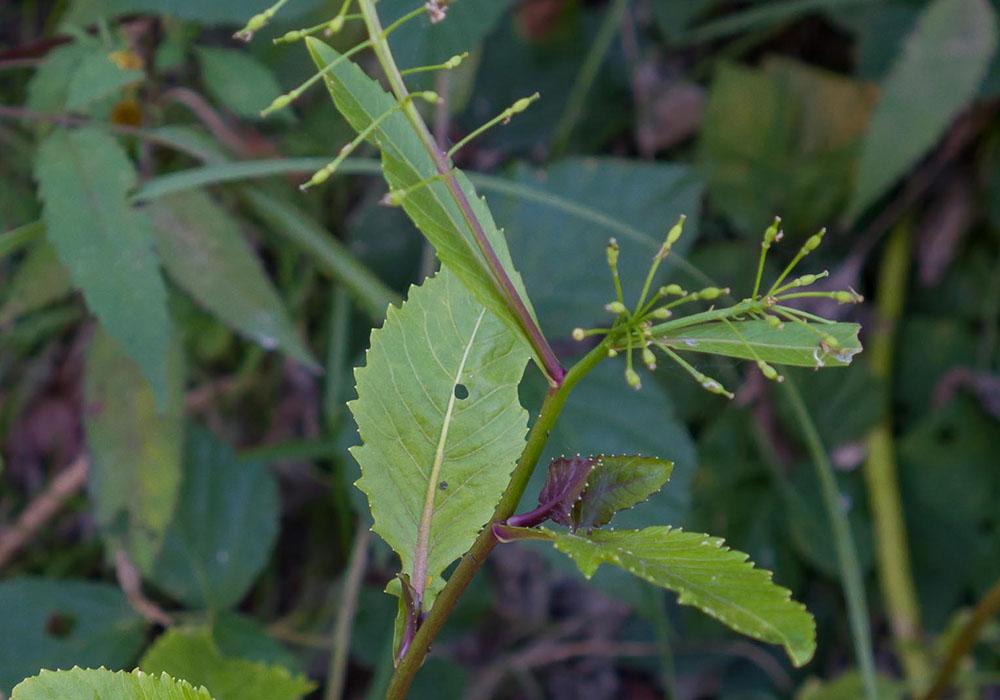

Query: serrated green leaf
left=305, top=38, right=543, bottom=368
left=151, top=426, right=279, bottom=610
left=35, top=127, right=171, bottom=405
left=0, top=578, right=147, bottom=695
left=523, top=526, right=816, bottom=667
left=0, top=241, right=73, bottom=325
left=140, top=627, right=314, bottom=700
left=12, top=668, right=215, bottom=700
left=148, top=190, right=318, bottom=369
left=85, top=328, right=184, bottom=573
left=349, top=269, right=529, bottom=608
left=26, top=42, right=94, bottom=113
left=848, top=0, right=998, bottom=220
left=197, top=48, right=287, bottom=121
left=653, top=319, right=862, bottom=367
left=66, top=49, right=144, bottom=109
left=572, top=456, right=673, bottom=530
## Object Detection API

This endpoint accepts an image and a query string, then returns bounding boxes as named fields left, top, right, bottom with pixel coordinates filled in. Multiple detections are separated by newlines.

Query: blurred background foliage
left=1, top=0, right=1000, bottom=698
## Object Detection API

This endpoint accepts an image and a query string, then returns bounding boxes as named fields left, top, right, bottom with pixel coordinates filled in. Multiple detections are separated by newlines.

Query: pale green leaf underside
left=350, top=269, right=529, bottom=605
left=305, top=38, right=540, bottom=365
left=12, top=668, right=216, bottom=700
left=34, top=127, right=171, bottom=405
left=149, top=190, right=318, bottom=369
left=848, top=0, right=998, bottom=220
left=518, top=526, right=816, bottom=667
left=140, top=627, right=314, bottom=700
left=655, top=320, right=861, bottom=367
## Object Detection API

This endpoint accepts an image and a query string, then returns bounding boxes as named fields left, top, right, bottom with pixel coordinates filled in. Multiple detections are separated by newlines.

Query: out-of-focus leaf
left=85, top=328, right=184, bottom=573
left=900, top=396, right=1000, bottom=626
left=25, top=42, right=93, bottom=113
left=148, top=190, right=318, bottom=369
left=66, top=49, right=144, bottom=109
left=491, top=158, right=703, bottom=341
left=64, top=0, right=322, bottom=24
left=196, top=48, right=287, bottom=121
left=210, top=613, right=300, bottom=672
left=350, top=269, right=529, bottom=609
left=35, top=127, right=171, bottom=405
left=652, top=319, right=862, bottom=368
left=797, top=671, right=904, bottom=700
left=140, top=627, right=314, bottom=700
left=650, top=0, right=714, bottom=41
left=0, top=241, right=73, bottom=325
left=306, top=38, right=544, bottom=368
left=0, top=578, right=147, bottom=695
left=151, top=426, right=280, bottom=611
left=12, top=668, right=214, bottom=700
left=847, top=0, right=998, bottom=220
left=507, top=525, right=817, bottom=667
left=700, top=58, right=877, bottom=235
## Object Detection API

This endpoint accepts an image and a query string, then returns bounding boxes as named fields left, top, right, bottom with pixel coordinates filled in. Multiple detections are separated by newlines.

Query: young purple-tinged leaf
left=538, top=455, right=595, bottom=526
left=571, top=455, right=673, bottom=531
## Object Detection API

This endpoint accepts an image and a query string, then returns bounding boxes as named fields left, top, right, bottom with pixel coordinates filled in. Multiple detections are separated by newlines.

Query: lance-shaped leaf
left=653, top=320, right=862, bottom=367
left=349, top=269, right=529, bottom=608
left=572, top=456, right=673, bottom=530
left=305, top=39, right=545, bottom=371
left=35, top=127, right=171, bottom=405
left=148, top=190, right=319, bottom=370
left=500, top=526, right=816, bottom=667
left=12, top=668, right=216, bottom=700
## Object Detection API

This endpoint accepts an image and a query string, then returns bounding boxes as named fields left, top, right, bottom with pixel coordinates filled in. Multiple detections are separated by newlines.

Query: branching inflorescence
left=241, top=1, right=864, bottom=697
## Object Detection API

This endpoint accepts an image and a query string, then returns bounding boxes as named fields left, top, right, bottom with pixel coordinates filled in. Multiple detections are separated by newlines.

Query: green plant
left=226, top=1, right=864, bottom=696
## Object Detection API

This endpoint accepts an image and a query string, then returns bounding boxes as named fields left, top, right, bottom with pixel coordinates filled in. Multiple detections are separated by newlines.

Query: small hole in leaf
left=454, top=384, right=469, bottom=400
left=45, top=612, right=77, bottom=639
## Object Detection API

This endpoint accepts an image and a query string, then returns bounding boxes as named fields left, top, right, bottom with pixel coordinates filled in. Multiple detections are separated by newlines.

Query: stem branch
left=356, top=0, right=564, bottom=384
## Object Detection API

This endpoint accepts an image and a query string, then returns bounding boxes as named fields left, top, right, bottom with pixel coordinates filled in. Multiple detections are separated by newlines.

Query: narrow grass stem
left=783, top=377, right=878, bottom=699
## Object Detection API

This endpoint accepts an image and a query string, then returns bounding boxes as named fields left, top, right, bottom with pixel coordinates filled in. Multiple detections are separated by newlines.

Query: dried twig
left=0, top=455, right=89, bottom=570
left=115, top=549, right=173, bottom=627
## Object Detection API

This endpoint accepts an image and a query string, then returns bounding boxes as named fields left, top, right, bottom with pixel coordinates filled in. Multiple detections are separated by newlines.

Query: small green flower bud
left=625, top=368, right=642, bottom=390
left=757, top=361, right=781, bottom=382
left=821, top=333, right=841, bottom=350
left=327, top=14, right=346, bottom=33
left=607, top=347, right=618, bottom=358
left=651, top=307, right=671, bottom=319
left=572, top=327, right=586, bottom=341
left=419, top=91, right=441, bottom=104
left=802, top=228, right=826, bottom=253
left=659, top=284, right=684, bottom=296
left=642, top=347, right=657, bottom=370
left=264, top=94, right=293, bottom=115
left=606, top=238, right=619, bottom=267
left=832, top=290, right=862, bottom=303
left=697, top=287, right=727, bottom=301
left=762, top=216, right=781, bottom=248
left=605, top=301, right=627, bottom=315
left=511, top=94, right=537, bottom=113
left=384, top=190, right=407, bottom=206
left=700, top=377, right=733, bottom=399
left=444, top=54, right=465, bottom=69
left=765, top=314, right=783, bottom=329
left=665, top=215, right=686, bottom=247
left=280, top=29, right=303, bottom=42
